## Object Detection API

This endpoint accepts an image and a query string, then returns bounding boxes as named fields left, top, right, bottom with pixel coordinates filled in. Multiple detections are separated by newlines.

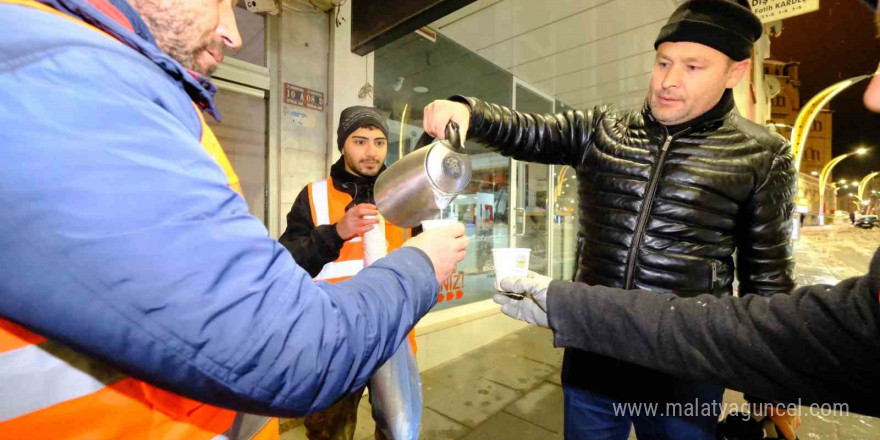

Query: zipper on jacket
left=624, top=128, right=691, bottom=289
left=710, top=260, right=718, bottom=291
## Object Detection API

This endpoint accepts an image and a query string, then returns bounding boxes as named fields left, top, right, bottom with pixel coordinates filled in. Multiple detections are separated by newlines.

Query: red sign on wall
left=283, top=83, right=325, bottom=112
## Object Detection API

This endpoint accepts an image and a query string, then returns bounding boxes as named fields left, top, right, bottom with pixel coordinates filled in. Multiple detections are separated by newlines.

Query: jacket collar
left=38, top=0, right=219, bottom=119
left=643, top=88, right=735, bottom=136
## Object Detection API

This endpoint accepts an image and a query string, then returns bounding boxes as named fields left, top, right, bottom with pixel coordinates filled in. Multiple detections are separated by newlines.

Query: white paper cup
left=421, top=218, right=459, bottom=231
left=492, top=248, right=531, bottom=286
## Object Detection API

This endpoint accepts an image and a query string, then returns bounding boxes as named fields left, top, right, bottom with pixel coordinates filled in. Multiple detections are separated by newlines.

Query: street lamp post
left=818, top=148, right=869, bottom=226
left=857, top=172, right=879, bottom=213
left=790, top=75, right=875, bottom=170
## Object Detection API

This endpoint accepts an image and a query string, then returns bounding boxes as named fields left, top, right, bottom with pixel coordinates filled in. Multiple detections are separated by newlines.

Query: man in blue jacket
left=0, top=0, right=467, bottom=422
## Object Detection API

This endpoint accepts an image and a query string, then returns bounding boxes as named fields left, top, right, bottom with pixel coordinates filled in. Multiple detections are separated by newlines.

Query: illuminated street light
left=818, top=148, right=871, bottom=225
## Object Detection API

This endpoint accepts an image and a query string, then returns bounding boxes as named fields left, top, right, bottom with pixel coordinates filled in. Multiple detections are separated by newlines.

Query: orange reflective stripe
left=249, top=418, right=279, bottom=440
left=0, top=319, right=46, bottom=354
left=0, top=378, right=235, bottom=440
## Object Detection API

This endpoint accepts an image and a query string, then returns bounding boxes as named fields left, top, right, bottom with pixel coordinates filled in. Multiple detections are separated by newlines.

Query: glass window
left=511, top=82, right=553, bottom=276
left=206, top=87, right=269, bottom=224
left=375, top=33, right=513, bottom=311
left=552, top=165, right=579, bottom=281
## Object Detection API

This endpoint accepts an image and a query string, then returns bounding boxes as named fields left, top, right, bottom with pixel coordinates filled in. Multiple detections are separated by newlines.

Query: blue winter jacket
left=0, top=0, right=438, bottom=417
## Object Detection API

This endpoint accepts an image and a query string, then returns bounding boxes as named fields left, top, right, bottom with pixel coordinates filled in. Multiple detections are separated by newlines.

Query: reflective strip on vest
left=0, top=344, right=107, bottom=422
left=311, top=179, right=331, bottom=226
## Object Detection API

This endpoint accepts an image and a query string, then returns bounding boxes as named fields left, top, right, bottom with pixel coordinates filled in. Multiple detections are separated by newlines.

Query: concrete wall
left=277, top=3, right=331, bottom=229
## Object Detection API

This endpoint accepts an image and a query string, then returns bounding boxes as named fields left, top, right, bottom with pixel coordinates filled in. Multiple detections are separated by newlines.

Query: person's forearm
left=546, top=277, right=880, bottom=413
left=451, top=95, right=594, bottom=167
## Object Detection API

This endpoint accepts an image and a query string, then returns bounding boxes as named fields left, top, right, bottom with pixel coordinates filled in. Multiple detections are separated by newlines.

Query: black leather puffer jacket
left=454, top=95, right=797, bottom=298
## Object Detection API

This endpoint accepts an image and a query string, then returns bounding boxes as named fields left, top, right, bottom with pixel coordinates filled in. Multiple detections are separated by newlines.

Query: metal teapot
left=374, top=122, right=471, bottom=228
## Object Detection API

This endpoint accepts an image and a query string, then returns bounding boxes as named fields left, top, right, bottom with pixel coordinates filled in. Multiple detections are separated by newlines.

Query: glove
left=492, top=272, right=551, bottom=328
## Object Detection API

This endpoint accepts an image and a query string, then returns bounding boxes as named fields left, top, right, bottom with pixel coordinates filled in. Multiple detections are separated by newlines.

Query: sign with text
left=437, top=272, right=464, bottom=304
left=750, top=0, right=820, bottom=23
left=283, top=83, right=325, bottom=112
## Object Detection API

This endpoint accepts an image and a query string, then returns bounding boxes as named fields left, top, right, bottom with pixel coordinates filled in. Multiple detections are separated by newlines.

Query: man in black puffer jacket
left=423, top=1, right=796, bottom=439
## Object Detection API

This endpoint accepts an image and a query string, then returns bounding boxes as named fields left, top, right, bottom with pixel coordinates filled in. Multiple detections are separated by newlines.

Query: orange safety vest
left=307, top=177, right=417, bottom=352
left=0, top=1, right=277, bottom=438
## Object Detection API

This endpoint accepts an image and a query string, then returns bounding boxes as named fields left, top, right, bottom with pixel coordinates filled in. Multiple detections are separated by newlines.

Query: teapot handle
left=445, top=121, right=464, bottom=152
left=412, top=121, right=465, bottom=153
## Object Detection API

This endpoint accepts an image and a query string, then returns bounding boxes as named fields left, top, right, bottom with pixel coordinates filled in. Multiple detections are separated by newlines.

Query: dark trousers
left=304, top=387, right=389, bottom=440
left=563, top=384, right=724, bottom=440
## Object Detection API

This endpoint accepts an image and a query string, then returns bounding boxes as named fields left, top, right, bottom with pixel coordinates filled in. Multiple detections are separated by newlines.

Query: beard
left=347, top=157, right=382, bottom=177
left=131, top=0, right=219, bottom=76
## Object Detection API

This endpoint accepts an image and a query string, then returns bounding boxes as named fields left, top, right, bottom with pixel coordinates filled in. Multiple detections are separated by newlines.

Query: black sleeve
left=278, top=186, right=345, bottom=277
left=546, top=252, right=880, bottom=416
left=735, top=141, right=798, bottom=297
left=450, top=95, right=600, bottom=167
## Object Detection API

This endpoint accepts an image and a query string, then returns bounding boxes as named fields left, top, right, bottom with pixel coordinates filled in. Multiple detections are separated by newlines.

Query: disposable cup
left=492, top=248, right=531, bottom=285
left=421, top=218, right=460, bottom=231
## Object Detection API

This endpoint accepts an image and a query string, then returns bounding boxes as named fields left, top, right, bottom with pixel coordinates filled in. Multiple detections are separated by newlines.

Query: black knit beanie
left=336, top=105, right=388, bottom=151
left=337, top=106, right=389, bottom=151
left=654, top=0, right=763, bottom=61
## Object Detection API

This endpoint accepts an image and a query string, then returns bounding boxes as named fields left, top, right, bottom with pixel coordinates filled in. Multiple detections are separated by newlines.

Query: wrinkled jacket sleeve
left=546, top=250, right=880, bottom=414
left=278, top=187, right=345, bottom=277
left=736, top=141, right=797, bottom=296
left=0, top=46, right=438, bottom=417
left=450, top=95, right=600, bottom=167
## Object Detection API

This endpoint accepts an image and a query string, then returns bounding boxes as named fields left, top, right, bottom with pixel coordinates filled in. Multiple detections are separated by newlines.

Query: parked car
left=855, top=215, right=878, bottom=229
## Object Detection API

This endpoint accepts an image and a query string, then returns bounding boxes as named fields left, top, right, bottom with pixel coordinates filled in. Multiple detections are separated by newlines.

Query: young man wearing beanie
left=279, top=105, right=413, bottom=440
left=422, top=1, right=796, bottom=439
left=492, top=0, right=880, bottom=434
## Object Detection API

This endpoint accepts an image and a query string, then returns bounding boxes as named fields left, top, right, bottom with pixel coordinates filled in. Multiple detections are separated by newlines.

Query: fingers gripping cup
left=492, top=248, right=531, bottom=289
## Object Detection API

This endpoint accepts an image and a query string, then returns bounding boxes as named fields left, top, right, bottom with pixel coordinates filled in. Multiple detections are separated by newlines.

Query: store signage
left=283, top=83, right=325, bottom=112
left=438, top=272, right=464, bottom=303
left=750, top=0, right=820, bottom=23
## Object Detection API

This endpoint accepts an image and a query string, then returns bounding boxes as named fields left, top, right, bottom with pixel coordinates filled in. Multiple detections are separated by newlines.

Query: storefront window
left=375, top=33, right=514, bottom=311
left=374, top=21, right=589, bottom=309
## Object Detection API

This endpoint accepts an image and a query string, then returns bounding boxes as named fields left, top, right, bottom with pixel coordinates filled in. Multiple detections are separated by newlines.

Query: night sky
left=769, top=0, right=880, bottom=182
